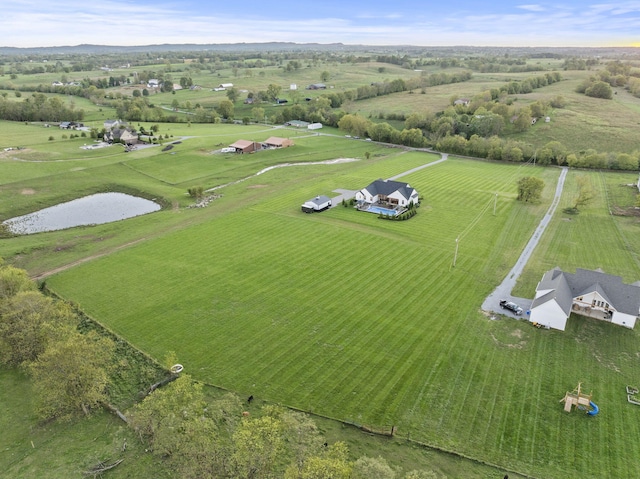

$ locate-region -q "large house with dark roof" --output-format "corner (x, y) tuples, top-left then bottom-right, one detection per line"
(355, 179), (419, 208)
(529, 268), (640, 331)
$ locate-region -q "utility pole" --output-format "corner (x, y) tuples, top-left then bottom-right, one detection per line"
(453, 237), (459, 268)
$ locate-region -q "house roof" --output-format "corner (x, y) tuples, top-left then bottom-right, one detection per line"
(306, 195), (331, 206)
(264, 137), (292, 146)
(230, 140), (257, 149)
(361, 179), (416, 201)
(531, 268), (573, 316)
(533, 267), (640, 316)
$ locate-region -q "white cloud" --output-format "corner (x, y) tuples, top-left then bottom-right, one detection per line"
(517, 4), (546, 12)
(1, 0), (637, 48)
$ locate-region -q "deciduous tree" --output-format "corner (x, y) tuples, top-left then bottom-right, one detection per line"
(0, 262), (36, 301)
(517, 177), (545, 203)
(29, 330), (114, 420)
(217, 99), (234, 119)
(0, 291), (76, 366)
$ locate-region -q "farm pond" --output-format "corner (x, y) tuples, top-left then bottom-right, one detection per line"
(3, 192), (161, 235)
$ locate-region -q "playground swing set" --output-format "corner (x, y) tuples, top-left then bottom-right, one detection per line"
(560, 382), (599, 416)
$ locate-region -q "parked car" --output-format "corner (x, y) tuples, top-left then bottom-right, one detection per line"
(499, 299), (523, 315)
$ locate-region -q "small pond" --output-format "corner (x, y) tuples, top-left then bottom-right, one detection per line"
(3, 192), (162, 235)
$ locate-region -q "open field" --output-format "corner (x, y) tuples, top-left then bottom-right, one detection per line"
(21, 142), (634, 478)
(2, 53), (640, 478)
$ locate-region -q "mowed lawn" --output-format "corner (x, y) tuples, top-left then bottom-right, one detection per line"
(44, 155), (640, 478)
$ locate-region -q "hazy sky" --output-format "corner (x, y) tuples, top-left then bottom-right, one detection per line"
(3, 0), (640, 48)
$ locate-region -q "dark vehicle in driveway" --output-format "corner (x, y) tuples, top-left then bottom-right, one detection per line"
(500, 299), (523, 315)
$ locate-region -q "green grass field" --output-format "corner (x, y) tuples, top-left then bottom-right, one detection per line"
(30, 147), (639, 478)
(3, 56), (640, 478)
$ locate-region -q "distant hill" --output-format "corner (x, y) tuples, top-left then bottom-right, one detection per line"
(0, 42), (352, 55)
(0, 42), (638, 57)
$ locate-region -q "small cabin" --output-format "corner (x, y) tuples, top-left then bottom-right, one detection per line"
(301, 195), (332, 213)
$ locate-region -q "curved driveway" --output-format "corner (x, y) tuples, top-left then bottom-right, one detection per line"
(482, 167), (568, 317)
(330, 153), (449, 205)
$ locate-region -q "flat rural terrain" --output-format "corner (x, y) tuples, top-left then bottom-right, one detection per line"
(2, 48), (640, 478)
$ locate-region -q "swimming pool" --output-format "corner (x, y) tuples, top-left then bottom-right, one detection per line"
(366, 205), (399, 216)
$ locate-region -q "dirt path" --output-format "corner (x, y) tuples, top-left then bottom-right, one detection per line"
(31, 238), (148, 281)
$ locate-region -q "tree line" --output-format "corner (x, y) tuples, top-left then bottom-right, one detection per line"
(0, 91), (85, 122)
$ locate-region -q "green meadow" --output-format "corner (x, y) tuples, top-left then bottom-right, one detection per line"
(2, 55), (640, 477)
(5, 131), (630, 477)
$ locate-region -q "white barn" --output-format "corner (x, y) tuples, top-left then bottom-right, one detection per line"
(529, 268), (640, 331)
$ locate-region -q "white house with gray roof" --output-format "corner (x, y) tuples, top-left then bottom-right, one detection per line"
(529, 268), (640, 331)
(355, 179), (419, 208)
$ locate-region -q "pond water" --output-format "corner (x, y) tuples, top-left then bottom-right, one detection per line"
(3, 192), (161, 235)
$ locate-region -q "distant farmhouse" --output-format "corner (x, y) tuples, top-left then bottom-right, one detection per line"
(104, 119), (121, 130)
(306, 83), (326, 90)
(104, 128), (138, 146)
(529, 268), (640, 331)
(356, 179), (419, 209)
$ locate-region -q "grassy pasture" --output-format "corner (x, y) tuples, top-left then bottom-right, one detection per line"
(45, 156), (613, 478)
(2, 121), (640, 477)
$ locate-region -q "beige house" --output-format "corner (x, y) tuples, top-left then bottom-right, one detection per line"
(104, 128), (138, 145)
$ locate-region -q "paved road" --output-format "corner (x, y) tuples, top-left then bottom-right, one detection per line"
(482, 167), (568, 318)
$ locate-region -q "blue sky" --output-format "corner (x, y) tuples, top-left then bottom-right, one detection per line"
(3, 0), (640, 48)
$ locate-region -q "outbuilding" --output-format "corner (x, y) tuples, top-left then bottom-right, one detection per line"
(229, 140), (261, 154)
(264, 137), (294, 148)
(301, 195), (332, 213)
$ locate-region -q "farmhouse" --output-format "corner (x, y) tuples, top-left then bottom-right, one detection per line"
(229, 140), (261, 154)
(104, 119), (121, 130)
(528, 267), (640, 331)
(104, 128), (138, 146)
(301, 195), (332, 213)
(355, 179), (419, 208)
(264, 137), (294, 148)
(306, 83), (326, 90)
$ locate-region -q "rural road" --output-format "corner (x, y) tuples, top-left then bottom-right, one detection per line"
(482, 166), (568, 317)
